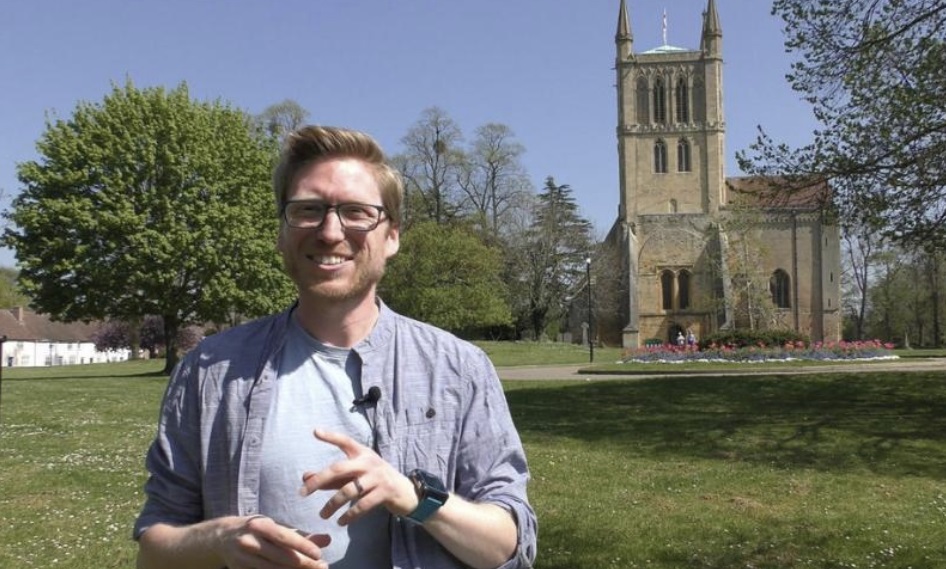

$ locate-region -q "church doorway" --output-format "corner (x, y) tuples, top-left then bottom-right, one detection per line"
(669, 323), (685, 346)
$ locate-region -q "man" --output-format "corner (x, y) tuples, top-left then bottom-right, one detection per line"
(134, 126), (537, 569)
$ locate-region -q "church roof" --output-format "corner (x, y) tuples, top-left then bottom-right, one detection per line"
(640, 44), (694, 54)
(726, 176), (832, 211)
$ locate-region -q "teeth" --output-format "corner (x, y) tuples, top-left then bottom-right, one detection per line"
(316, 255), (347, 265)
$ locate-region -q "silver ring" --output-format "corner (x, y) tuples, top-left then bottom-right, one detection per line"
(353, 478), (364, 495)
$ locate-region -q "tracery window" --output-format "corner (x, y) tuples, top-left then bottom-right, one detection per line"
(653, 77), (667, 123)
(637, 77), (650, 124)
(654, 139), (668, 173)
(661, 270), (674, 310)
(677, 138), (691, 172)
(678, 270), (691, 309)
(675, 78), (689, 123)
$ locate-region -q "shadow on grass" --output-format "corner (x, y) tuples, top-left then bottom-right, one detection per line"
(506, 371), (946, 479)
(2, 360), (168, 382)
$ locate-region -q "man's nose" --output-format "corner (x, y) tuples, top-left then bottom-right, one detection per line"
(315, 208), (346, 240)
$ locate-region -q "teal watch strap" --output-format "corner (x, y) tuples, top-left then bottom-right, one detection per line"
(407, 492), (447, 523)
(407, 469), (449, 523)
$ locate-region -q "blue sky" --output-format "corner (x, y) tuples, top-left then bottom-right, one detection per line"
(0, 0), (817, 268)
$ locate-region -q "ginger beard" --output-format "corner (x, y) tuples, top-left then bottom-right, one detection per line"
(279, 228), (393, 304)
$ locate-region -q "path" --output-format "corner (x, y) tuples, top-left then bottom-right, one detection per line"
(496, 357), (945, 381)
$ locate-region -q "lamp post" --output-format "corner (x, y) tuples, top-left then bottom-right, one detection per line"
(586, 257), (594, 363)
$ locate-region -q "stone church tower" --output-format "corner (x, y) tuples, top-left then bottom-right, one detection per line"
(604, 0), (842, 348)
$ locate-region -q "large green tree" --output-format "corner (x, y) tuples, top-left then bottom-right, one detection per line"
(738, 0), (946, 250)
(3, 81), (294, 372)
(380, 221), (512, 335)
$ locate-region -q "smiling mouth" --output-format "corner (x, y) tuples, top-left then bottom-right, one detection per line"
(306, 254), (349, 266)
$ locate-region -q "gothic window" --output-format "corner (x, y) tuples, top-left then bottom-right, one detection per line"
(675, 78), (689, 123)
(637, 77), (649, 124)
(677, 138), (691, 172)
(653, 77), (667, 123)
(654, 139), (668, 173)
(661, 270), (674, 310)
(771, 269), (791, 308)
(678, 270), (691, 309)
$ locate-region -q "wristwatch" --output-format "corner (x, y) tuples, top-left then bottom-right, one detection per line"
(407, 469), (449, 523)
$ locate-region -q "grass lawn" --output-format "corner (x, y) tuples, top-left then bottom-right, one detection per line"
(1, 353), (945, 568)
(476, 340), (624, 366)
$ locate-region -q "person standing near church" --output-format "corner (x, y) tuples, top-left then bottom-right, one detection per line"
(134, 125), (537, 569)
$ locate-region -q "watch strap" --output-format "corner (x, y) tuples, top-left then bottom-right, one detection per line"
(406, 469), (449, 523)
(407, 493), (446, 523)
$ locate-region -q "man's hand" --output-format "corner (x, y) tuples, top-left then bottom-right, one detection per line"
(137, 515), (331, 569)
(299, 429), (419, 525)
(218, 515), (331, 569)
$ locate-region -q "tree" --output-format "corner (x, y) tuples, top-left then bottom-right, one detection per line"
(455, 123), (533, 238)
(256, 99), (309, 140)
(393, 107), (464, 226)
(866, 248), (911, 345)
(0, 268), (28, 308)
(514, 177), (593, 340)
(3, 81), (294, 373)
(380, 221), (512, 336)
(713, 199), (777, 332)
(841, 224), (881, 340)
(92, 316), (202, 359)
(738, 0), (946, 251)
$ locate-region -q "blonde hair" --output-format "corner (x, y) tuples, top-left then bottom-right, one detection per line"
(272, 125), (403, 226)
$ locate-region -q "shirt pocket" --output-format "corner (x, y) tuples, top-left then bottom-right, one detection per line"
(396, 402), (459, 478)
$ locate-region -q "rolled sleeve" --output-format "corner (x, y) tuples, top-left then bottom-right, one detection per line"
(457, 350), (538, 568)
(133, 356), (205, 539)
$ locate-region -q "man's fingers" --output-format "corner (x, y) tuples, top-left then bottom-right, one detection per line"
(313, 428), (361, 455)
(238, 515), (328, 566)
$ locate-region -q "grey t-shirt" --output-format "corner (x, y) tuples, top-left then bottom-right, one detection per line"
(258, 315), (391, 568)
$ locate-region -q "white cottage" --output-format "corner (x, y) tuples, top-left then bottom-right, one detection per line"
(0, 307), (130, 367)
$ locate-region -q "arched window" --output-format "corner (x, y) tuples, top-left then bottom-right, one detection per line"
(661, 270), (674, 310)
(677, 138), (691, 172)
(654, 139), (668, 173)
(637, 77), (650, 124)
(653, 77), (667, 123)
(771, 269), (791, 308)
(675, 78), (689, 123)
(678, 270), (691, 309)
(669, 199), (678, 213)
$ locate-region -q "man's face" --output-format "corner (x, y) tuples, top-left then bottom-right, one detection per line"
(278, 157), (399, 305)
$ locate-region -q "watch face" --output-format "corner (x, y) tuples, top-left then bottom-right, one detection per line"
(412, 469), (444, 492)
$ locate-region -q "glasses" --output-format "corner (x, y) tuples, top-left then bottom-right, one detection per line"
(282, 200), (387, 232)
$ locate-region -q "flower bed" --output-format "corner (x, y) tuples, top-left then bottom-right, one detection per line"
(621, 339), (897, 364)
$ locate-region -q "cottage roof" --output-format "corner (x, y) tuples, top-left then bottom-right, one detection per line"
(0, 307), (100, 342)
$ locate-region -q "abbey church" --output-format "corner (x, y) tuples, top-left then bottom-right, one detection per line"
(602, 0), (842, 348)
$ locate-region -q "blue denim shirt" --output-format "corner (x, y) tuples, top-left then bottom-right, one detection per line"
(134, 301), (537, 569)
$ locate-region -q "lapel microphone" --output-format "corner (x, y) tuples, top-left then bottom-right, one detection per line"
(352, 385), (382, 406)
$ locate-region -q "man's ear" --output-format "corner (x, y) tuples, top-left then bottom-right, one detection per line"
(385, 225), (400, 259)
